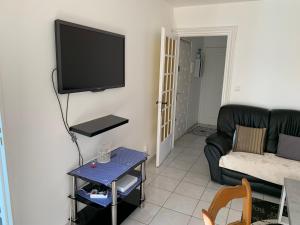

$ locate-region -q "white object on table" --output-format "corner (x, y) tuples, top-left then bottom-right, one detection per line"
(116, 174), (138, 193)
(90, 193), (108, 199)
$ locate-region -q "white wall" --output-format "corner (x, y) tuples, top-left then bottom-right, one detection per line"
(198, 36), (227, 125)
(0, 1), (172, 225)
(185, 36), (226, 127)
(174, 0), (300, 110)
(202, 36), (227, 49)
(186, 38), (202, 128)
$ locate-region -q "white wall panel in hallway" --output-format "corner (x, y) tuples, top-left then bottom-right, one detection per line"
(174, 39), (191, 140)
(186, 38), (202, 129)
(198, 47), (226, 125)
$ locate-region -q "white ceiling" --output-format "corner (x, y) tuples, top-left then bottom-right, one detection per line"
(166, 0), (259, 7)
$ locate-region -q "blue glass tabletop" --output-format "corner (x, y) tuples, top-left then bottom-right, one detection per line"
(68, 147), (147, 186)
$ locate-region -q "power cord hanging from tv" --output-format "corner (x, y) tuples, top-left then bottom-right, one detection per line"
(66, 93), (70, 128)
(51, 68), (84, 166)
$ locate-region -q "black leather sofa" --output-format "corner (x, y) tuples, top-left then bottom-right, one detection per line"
(204, 104), (300, 197)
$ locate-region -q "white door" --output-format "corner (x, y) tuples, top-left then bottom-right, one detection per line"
(174, 39), (191, 140)
(0, 115), (13, 225)
(156, 28), (178, 167)
(199, 47), (226, 125)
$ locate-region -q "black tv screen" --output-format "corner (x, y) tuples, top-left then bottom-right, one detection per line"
(55, 20), (125, 94)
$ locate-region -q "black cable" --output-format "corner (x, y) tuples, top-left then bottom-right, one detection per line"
(51, 68), (83, 165)
(51, 69), (70, 134)
(66, 93), (70, 128)
(51, 69), (83, 165)
(65, 93), (84, 166)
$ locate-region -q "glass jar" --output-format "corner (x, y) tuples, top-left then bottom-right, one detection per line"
(97, 143), (112, 163)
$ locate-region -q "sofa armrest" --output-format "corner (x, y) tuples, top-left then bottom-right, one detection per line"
(206, 132), (232, 155)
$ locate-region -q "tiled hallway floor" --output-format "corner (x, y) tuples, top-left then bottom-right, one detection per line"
(121, 133), (280, 225)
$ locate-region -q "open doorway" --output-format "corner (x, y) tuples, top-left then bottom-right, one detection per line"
(174, 36), (227, 140)
(155, 27), (235, 167)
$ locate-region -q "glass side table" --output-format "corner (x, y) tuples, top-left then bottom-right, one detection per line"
(68, 147), (147, 225)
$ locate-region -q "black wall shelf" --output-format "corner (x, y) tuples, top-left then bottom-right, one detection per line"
(69, 115), (129, 137)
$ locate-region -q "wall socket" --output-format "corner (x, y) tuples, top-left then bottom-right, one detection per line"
(143, 145), (148, 154)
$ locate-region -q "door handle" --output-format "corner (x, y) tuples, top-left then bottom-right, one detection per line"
(156, 100), (168, 105)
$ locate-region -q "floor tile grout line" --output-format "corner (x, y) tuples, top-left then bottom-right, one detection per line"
(145, 200), (202, 225)
(183, 150), (209, 217)
(223, 207), (230, 225)
(162, 166), (188, 200)
(146, 181), (179, 193)
(147, 179), (207, 202)
(147, 204), (196, 225)
(130, 217), (148, 225)
(166, 138), (208, 214)
(146, 206), (163, 225)
(148, 185), (205, 203)
(143, 202), (163, 225)
(144, 134), (218, 225)
(160, 141), (206, 221)
(186, 215), (193, 225)
(146, 133), (266, 224)
(159, 156), (193, 215)
(181, 178), (210, 189)
(161, 205), (200, 218)
(177, 137), (227, 219)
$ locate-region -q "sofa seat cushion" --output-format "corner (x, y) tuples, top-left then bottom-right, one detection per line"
(219, 151), (300, 185)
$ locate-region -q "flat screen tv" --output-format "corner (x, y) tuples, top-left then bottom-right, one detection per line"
(55, 20), (125, 94)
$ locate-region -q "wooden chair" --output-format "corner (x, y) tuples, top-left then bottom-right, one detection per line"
(202, 178), (252, 225)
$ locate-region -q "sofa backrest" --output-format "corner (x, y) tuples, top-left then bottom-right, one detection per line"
(266, 109), (300, 153)
(217, 104), (270, 139)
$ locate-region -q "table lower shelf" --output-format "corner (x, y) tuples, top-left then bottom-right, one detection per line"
(74, 189), (141, 225)
(74, 171), (142, 207)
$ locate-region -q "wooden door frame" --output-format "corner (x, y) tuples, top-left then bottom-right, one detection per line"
(171, 26), (237, 144)
(174, 26), (237, 106)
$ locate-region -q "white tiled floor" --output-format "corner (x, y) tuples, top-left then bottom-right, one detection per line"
(122, 133), (280, 225)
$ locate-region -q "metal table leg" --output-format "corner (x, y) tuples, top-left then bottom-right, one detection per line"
(140, 162), (146, 206)
(71, 177), (78, 223)
(278, 185), (287, 224)
(111, 181), (117, 225)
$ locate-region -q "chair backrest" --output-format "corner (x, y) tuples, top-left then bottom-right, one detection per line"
(202, 178), (252, 225)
